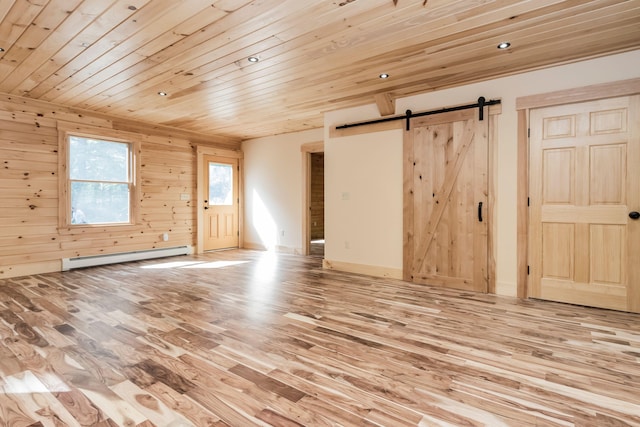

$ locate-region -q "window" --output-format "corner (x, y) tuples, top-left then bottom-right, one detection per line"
(208, 162), (233, 205)
(59, 125), (140, 228)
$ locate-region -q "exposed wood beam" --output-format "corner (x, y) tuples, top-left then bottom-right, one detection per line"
(374, 92), (396, 116)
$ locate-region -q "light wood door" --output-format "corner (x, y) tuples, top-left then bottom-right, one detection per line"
(203, 155), (239, 251)
(529, 95), (640, 313)
(404, 109), (488, 292)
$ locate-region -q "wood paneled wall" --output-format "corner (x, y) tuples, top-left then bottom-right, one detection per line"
(0, 94), (238, 278)
(310, 153), (324, 240)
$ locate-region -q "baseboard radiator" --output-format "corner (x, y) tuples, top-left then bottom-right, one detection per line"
(62, 246), (193, 271)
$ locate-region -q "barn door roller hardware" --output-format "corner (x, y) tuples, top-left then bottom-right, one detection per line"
(335, 97), (501, 131)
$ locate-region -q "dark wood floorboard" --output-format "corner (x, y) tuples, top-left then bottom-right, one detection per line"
(0, 249), (639, 426)
(309, 241), (324, 258)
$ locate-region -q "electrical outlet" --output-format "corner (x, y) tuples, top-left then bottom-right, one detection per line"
(180, 193), (190, 201)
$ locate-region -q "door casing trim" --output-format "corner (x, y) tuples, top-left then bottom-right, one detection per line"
(196, 146), (243, 254)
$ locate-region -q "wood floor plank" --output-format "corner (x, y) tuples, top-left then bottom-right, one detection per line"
(110, 380), (192, 427)
(0, 370), (82, 427)
(144, 381), (227, 426)
(0, 249), (639, 426)
(50, 387), (107, 426)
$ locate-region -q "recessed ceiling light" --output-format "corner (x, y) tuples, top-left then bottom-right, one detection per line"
(379, 73), (390, 79)
(81, 42), (90, 47)
(158, 91), (168, 96)
(248, 56), (259, 63)
(497, 42), (511, 49)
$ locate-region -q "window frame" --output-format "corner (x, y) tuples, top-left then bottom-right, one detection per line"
(58, 123), (141, 231)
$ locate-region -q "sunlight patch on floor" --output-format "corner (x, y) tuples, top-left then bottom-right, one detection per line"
(183, 260), (249, 269)
(2, 371), (70, 394)
(141, 260), (248, 269)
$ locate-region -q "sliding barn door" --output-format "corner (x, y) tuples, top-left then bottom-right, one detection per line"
(529, 95), (640, 313)
(404, 109), (489, 292)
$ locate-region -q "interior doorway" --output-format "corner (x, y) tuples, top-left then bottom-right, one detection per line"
(301, 141), (324, 257)
(309, 152), (325, 257)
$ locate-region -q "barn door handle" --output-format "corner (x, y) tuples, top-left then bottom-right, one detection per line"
(630, 211), (640, 220)
(478, 202), (483, 222)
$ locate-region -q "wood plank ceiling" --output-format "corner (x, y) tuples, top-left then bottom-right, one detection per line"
(0, 0), (638, 142)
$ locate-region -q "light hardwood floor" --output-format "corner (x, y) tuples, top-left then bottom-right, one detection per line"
(0, 250), (639, 426)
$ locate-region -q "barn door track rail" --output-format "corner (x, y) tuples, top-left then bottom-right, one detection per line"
(335, 97), (501, 131)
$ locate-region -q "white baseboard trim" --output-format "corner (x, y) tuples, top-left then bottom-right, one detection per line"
(495, 281), (518, 297)
(242, 242), (266, 251)
(243, 242), (302, 255)
(322, 259), (403, 280)
(62, 246), (193, 271)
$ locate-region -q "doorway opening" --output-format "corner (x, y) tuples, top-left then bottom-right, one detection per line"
(301, 141), (324, 257)
(309, 152), (325, 257)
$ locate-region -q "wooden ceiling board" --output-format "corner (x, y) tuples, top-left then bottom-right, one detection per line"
(126, 0), (616, 118)
(0, 0), (96, 91)
(25, 0), (156, 99)
(63, 3), (286, 112)
(0, 0), (79, 66)
(106, 0), (529, 121)
(361, 2), (640, 90)
(0, 0), (638, 141)
(77, 0), (383, 111)
(9, 0), (136, 96)
(3, 0), (540, 111)
(47, 0), (224, 105)
(0, 1), (15, 22)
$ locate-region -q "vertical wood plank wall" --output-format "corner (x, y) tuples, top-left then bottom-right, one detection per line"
(0, 95), (238, 278)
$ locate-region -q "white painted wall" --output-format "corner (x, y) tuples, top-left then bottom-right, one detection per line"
(324, 49), (640, 296)
(242, 50), (640, 296)
(325, 127), (404, 271)
(242, 128), (323, 253)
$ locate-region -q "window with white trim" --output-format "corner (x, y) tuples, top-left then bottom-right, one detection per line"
(62, 132), (138, 226)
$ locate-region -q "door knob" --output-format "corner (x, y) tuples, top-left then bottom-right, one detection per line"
(630, 211), (640, 220)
